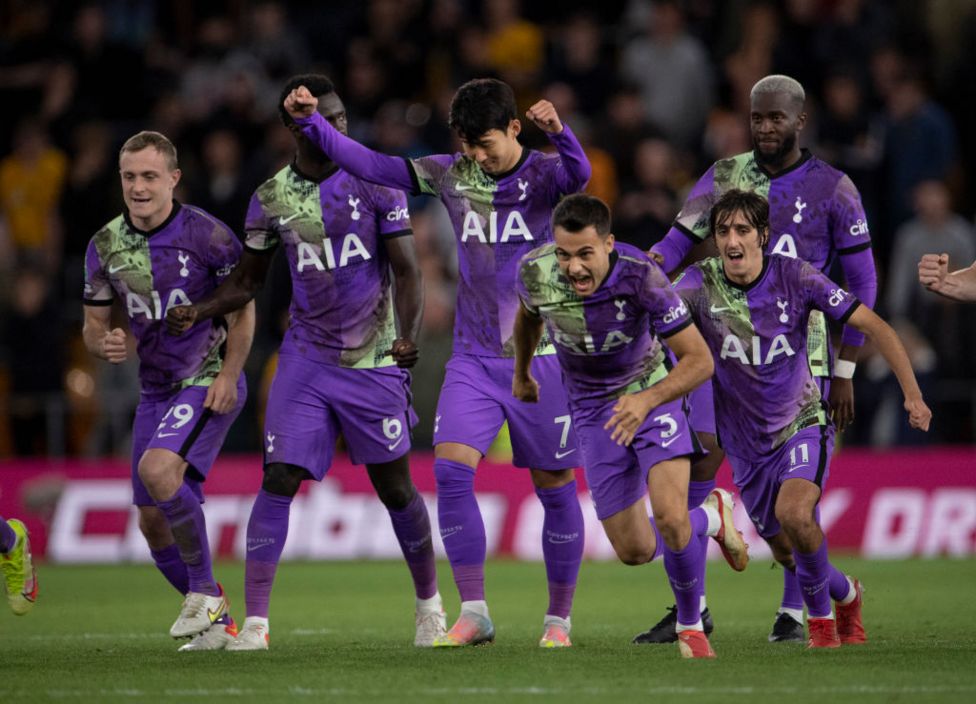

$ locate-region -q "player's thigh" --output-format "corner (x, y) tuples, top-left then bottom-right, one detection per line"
(333, 366), (417, 466)
(505, 354), (579, 470)
(264, 355), (340, 479)
(433, 354), (506, 458)
(170, 374), (247, 483)
(574, 406), (647, 522)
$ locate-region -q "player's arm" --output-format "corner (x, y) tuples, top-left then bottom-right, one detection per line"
(82, 304), (127, 363)
(385, 235), (424, 368)
(512, 302), (544, 403)
(918, 253), (976, 302)
(285, 86), (414, 192)
(165, 249), (272, 335)
(648, 166), (716, 273)
(205, 300), (255, 414)
(830, 247), (878, 432)
(844, 305), (931, 431)
(605, 324), (713, 446)
(526, 100), (591, 194)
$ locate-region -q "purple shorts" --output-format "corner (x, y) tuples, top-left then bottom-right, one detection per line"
(688, 379), (716, 437)
(574, 395), (700, 520)
(726, 424), (834, 539)
(433, 353), (578, 470)
(131, 374), (247, 507)
(263, 353), (417, 477)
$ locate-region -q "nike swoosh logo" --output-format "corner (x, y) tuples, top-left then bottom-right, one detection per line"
(710, 305), (730, 314)
(278, 213), (300, 226)
(247, 543), (272, 552)
(108, 264), (127, 274)
(787, 465), (810, 473)
(554, 448), (576, 459)
(454, 183), (473, 192)
(661, 435), (682, 448)
(157, 432), (179, 438)
(207, 607), (223, 624)
(387, 436), (404, 451)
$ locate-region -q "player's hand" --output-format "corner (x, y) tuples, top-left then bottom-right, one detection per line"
(918, 253), (949, 293)
(828, 377), (855, 433)
(512, 373), (540, 403)
(284, 85), (318, 120)
(648, 250), (665, 267)
(165, 304), (198, 336)
(904, 395), (932, 432)
(101, 327), (128, 363)
(604, 393), (653, 446)
(205, 372), (238, 415)
(526, 100), (563, 134)
(390, 338), (420, 368)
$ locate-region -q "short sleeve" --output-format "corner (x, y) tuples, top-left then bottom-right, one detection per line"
(671, 163), (719, 243)
(82, 238), (113, 305)
(516, 255), (544, 316)
(206, 219), (243, 284)
(830, 174), (872, 256)
(243, 191), (279, 252)
(799, 259), (860, 323)
(638, 259), (693, 337)
(370, 185), (412, 237)
(671, 265), (705, 316)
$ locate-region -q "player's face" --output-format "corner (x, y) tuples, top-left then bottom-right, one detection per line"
(460, 121), (522, 175)
(714, 209), (766, 284)
(554, 225), (615, 297)
(317, 91), (348, 136)
(119, 147), (181, 230)
(750, 92), (806, 166)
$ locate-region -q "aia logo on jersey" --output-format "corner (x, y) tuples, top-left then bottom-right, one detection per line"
(461, 210), (534, 244)
(127, 289), (191, 320)
(296, 233), (371, 272)
(553, 329), (633, 354)
(720, 333), (796, 366)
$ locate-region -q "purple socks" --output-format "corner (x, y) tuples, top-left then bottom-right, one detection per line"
(434, 459), (486, 602)
(793, 538), (834, 618)
(156, 483), (219, 596)
(0, 517), (16, 553)
(243, 489), (292, 618)
(387, 492), (439, 600)
(781, 566), (804, 611)
(535, 480), (584, 619)
(663, 536), (705, 627)
(150, 543), (189, 595)
(687, 480), (714, 606)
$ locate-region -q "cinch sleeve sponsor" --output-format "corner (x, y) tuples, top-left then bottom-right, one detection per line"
(373, 185), (412, 237)
(800, 259), (860, 323)
(641, 261), (692, 337)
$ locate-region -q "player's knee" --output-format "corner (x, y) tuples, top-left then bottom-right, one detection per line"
(653, 510), (689, 548)
(775, 503), (815, 535)
(434, 460), (475, 498)
(374, 480), (415, 511)
(262, 463), (308, 497)
(615, 543), (653, 566)
(137, 456), (167, 494)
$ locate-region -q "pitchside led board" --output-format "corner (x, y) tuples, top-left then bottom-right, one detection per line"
(1, 450), (974, 563)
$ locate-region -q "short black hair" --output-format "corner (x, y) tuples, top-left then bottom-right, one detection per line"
(710, 189), (770, 245)
(552, 194), (612, 237)
(448, 78), (517, 143)
(278, 73), (336, 127)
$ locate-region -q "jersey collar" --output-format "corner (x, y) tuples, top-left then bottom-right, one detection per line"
(722, 254), (770, 292)
(289, 159), (340, 184)
(488, 147), (530, 182)
(124, 200), (182, 237)
(753, 148), (812, 180)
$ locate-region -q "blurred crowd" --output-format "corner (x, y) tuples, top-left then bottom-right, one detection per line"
(1, 0), (975, 457)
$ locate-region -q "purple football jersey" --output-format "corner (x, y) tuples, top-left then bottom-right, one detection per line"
(83, 203), (242, 399)
(673, 254), (861, 460)
(244, 164), (411, 368)
(517, 241), (693, 407)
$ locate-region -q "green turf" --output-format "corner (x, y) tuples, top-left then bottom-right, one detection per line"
(2, 558), (975, 703)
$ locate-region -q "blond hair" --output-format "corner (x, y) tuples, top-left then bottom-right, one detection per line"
(119, 131), (179, 171)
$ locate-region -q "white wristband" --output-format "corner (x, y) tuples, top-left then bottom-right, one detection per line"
(834, 360), (856, 379)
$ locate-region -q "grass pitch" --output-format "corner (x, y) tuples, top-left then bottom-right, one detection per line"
(2, 558), (974, 703)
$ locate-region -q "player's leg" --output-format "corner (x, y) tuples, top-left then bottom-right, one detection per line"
(508, 354), (585, 647)
(430, 355), (505, 646)
(366, 456), (444, 646)
(763, 530), (806, 643)
(0, 515), (37, 615)
(139, 378), (247, 645)
(230, 354), (334, 651)
(636, 383), (720, 644)
(773, 427), (848, 648)
(132, 398), (188, 595)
